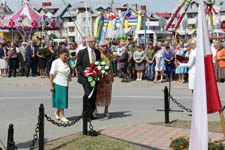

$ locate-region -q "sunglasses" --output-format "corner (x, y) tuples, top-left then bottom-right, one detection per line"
(102, 45), (107, 48)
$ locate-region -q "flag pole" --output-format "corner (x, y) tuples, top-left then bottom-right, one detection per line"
(218, 111), (225, 137)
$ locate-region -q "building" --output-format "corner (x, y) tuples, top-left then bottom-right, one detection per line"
(60, 2), (97, 42)
(169, 0), (225, 37)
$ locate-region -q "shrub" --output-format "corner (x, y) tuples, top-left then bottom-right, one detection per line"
(169, 136), (225, 150)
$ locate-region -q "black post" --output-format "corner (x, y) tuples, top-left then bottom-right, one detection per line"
(83, 98), (88, 135)
(164, 86), (170, 124)
(7, 124), (14, 150)
(39, 104), (44, 150)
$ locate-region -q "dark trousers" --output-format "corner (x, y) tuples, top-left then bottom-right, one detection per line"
(82, 82), (97, 118)
(26, 58), (35, 77)
(120, 67), (128, 79)
(46, 61), (52, 77)
(20, 60), (26, 76)
(8, 58), (17, 77)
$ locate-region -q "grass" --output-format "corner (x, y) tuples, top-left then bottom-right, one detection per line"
(151, 120), (223, 132)
(43, 133), (150, 150)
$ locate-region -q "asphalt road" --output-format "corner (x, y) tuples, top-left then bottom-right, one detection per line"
(0, 76), (225, 149)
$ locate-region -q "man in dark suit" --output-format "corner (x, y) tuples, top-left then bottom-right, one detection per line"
(119, 46), (129, 82)
(26, 41), (37, 77)
(76, 36), (100, 134)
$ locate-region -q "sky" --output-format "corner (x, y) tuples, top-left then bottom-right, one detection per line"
(5, 0), (178, 13)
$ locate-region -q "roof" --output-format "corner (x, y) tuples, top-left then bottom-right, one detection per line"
(61, 9), (77, 18)
(155, 12), (171, 18)
(9, 4), (40, 21)
(187, 0), (225, 13)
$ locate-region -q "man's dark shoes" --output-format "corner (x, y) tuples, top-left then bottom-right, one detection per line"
(90, 115), (97, 120)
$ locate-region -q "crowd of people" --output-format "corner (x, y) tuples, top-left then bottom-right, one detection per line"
(0, 38), (225, 84)
(1, 37), (225, 122)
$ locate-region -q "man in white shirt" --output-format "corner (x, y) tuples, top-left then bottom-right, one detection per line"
(212, 41), (218, 64)
(18, 42), (27, 76)
(76, 36), (101, 135)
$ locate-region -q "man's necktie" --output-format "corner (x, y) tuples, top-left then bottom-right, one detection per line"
(91, 50), (96, 63)
(32, 46), (34, 55)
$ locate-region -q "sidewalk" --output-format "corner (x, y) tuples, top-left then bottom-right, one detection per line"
(100, 124), (224, 150)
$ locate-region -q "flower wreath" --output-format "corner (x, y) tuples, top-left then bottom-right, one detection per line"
(84, 57), (110, 87)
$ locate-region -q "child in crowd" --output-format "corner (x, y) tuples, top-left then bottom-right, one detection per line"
(154, 46), (165, 82)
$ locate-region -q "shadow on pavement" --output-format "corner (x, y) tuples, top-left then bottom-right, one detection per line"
(16, 138), (48, 149)
(67, 115), (82, 121)
(67, 111), (131, 121)
(98, 111), (132, 120)
(105, 135), (162, 150)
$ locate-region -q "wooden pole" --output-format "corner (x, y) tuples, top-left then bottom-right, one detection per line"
(219, 110), (225, 137)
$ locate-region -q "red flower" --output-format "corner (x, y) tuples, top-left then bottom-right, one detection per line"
(97, 71), (102, 76)
(179, 146), (183, 149)
(92, 72), (96, 77)
(89, 69), (94, 73)
(90, 63), (95, 67)
(94, 67), (99, 71)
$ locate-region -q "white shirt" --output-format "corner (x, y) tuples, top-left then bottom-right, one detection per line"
(18, 46), (26, 60)
(50, 58), (71, 87)
(180, 48), (196, 74)
(211, 44), (217, 63)
(10, 47), (19, 58)
(88, 46), (96, 64)
(117, 48), (123, 56)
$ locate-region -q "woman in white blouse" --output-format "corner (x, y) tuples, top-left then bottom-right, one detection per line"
(178, 39), (196, 93)
(50, 49), (71, 123)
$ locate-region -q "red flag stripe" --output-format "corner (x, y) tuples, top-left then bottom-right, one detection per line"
(204, 54), (222, 113)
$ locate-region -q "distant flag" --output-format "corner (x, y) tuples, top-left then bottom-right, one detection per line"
(189, 0), (222, 149)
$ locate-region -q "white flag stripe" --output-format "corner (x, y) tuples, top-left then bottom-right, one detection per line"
(201, 7), (211, 56)
(189, 1), (208, 150)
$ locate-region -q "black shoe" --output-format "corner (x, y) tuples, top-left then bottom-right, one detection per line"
(122, 78), (129, 82)
(90, 115), (97, 120)
(8, 75), (11, 78)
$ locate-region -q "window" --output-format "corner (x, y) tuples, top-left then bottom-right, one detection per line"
(83, 17), (86, 22)
(187, 13), (197, 18)
(69, 27), (75, 32)
(221, 11), (225, 16)
(63, 18), (69, 22)
(82, 27), (86, 32)
(63, 28), (67, 33)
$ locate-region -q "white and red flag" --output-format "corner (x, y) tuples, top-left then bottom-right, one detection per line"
(189, 0), (222, 150)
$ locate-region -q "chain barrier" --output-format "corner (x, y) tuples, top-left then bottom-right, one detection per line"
(6, 115), (40, 150)
(87, 119), (99, 136)
(0, 138), (6, 150)
(169, 94), (225, 113)
(44, 114), (82, 128)
(8, 140), (17, 150)
(169, 94), (192, 113)
(28, 115), (40, 150)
